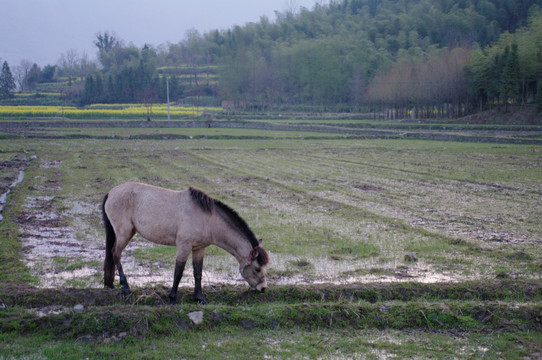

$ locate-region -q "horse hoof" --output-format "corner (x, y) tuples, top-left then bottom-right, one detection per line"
(170, 298), (177, 305)
(195, 298), (208, 305)
(121, 287), (131, 295)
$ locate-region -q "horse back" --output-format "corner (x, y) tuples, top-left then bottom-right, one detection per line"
(105, 182), (210, 246)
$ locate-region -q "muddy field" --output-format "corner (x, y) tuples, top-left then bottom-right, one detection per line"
(0, 121), (541, 359)
(4, 138), (540, 288)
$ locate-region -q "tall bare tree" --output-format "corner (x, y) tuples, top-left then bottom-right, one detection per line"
(15, 59), (33, 91)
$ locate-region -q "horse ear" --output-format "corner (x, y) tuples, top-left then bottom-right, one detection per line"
(259, 238), (263, 244)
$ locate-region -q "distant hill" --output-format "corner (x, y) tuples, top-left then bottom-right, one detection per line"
(10, 0), (542, 118)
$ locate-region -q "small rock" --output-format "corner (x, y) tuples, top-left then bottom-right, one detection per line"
(404, 252), (418, 262)
(77, 335), (94, 343)
(188, 311), (204, 325)
(240, 319), (258, 329)
(211, 309), (222, 320)
(73, 304), (84, 313)
(379, 304), (391, 313)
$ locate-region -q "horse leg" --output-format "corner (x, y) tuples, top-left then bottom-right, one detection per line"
(192, 248), (207, 305)
(169, 247), (190, 305)
(113, 228), (135, 296)
(114, 256), (130, 295)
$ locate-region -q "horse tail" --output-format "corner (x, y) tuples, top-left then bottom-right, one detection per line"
(102, 193), (116, 288)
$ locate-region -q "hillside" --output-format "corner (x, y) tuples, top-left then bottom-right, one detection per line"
(4, 0), (542, 118)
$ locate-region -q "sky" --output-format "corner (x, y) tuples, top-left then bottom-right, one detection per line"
(0, 0), (318, 68)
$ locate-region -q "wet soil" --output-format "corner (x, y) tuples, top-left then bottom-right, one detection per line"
(13, 177), (465, 289)
(0, 154), (31, 219)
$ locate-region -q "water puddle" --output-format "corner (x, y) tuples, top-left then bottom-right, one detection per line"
(0, 170), (25, 221)
(18, 196), (467, 289)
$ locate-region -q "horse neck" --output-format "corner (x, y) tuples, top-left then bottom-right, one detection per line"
(212, 220), (253, 265)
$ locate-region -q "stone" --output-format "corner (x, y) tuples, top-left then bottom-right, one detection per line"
(77, 335), (94, 343)
(73, 304), (84, 313)
(187, 311), (204, 325)
(404, 252), (418, 262)
(211, 309), (222, 320)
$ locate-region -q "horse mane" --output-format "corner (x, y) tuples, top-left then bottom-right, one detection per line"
(189, 187), (269, 266)
(189, 187), (214, 213)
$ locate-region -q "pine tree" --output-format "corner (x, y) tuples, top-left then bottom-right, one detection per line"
(0, 61), (16, 99)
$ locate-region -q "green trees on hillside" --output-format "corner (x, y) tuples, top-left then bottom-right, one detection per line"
(75, 0), (542, 116)
(201, 0), (542, 113)
(81, 41), (184, 106)
(466, 11), (542, 112)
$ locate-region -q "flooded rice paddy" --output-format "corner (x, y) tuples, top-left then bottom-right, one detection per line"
(1, 133), (540, 290)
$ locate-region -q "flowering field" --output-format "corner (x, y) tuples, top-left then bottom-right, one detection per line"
(0, 104), (222, 119)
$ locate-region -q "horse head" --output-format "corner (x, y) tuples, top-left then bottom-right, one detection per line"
(241, 245), (269, 292)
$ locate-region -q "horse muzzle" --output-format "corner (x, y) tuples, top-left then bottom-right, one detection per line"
(254, 280), (267, 293)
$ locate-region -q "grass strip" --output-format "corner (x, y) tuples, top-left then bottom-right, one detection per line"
(2, 280), (541, 308)
(1, 301), (541, 338)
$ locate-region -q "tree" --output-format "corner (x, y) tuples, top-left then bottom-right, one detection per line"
(95, 31), (120, 52)
(15, 59), (33, 91)
(25, 64), (41, 90)
(501, 43), (521, 109)
(57, 49), (80, 79)
(0, 61), (16, 98)
(94, 31), (123, 72)
(40, 65), (57, 82)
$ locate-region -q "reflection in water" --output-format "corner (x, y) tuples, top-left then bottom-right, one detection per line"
(0, 170), (24, 221)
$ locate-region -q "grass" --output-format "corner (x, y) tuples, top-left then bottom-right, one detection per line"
(0, 119), (540, 358)
(0, 220), (35, 285)
(1, 283), (541, 359)
(4, 328), (538, 359)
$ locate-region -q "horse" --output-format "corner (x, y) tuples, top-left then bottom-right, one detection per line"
(102, 182), (269, 304)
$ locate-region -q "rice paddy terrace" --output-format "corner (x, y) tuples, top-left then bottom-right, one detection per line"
(0, 114), (541, 359)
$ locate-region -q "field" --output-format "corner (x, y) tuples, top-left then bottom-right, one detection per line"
(0, 104), (221, 119)
(0, 117), (541, 359)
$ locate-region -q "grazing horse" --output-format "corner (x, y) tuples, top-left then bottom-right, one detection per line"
(102, 182), (269, 304)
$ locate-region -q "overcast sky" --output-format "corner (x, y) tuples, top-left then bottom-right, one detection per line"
(1, 0), (318, 68)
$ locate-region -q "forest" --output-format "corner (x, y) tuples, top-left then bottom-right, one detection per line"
(4, 0), (542, 117)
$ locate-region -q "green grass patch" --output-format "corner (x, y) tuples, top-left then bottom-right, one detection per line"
(133, 245), (177, 264)
(0, 220), (35, 286)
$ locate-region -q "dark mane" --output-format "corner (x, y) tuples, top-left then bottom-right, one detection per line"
(214, 200), (260, 249)
(189, 187), (214, 213)
(189, 187), (259, 249)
